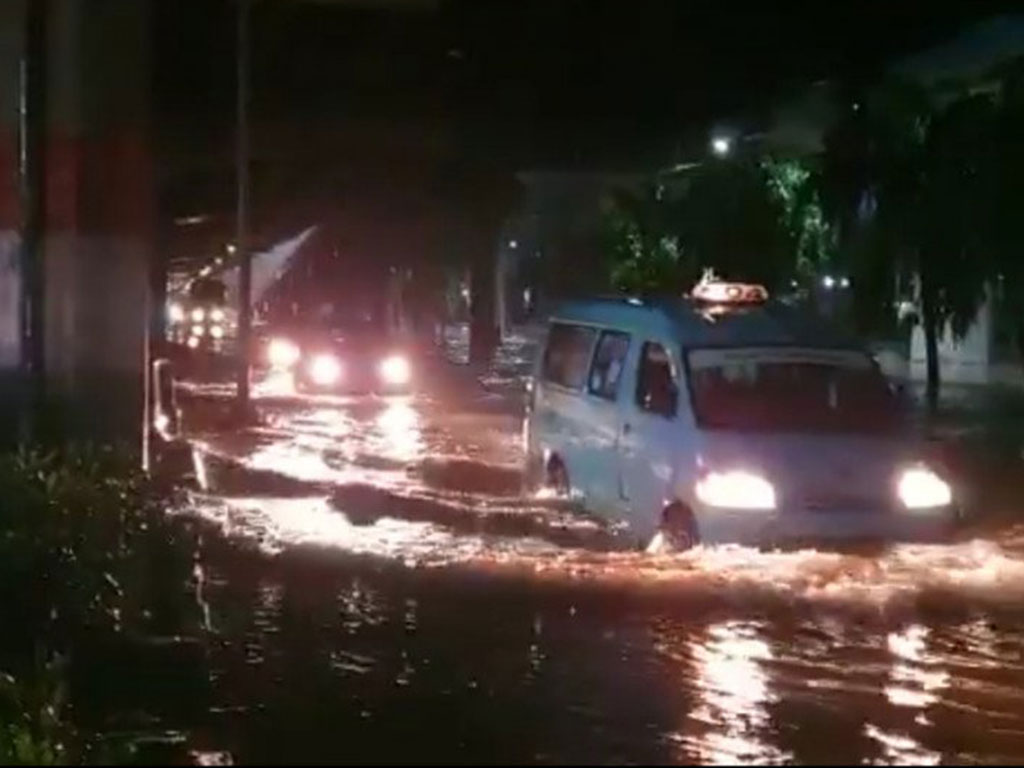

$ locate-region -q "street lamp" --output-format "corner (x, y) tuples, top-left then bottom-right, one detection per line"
(711, 136), (731, 157)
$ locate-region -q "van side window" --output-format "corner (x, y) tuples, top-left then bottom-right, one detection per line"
(636, 342), (678, 417)
(542, 323), (597, 390)
(587, 331), (630, 400)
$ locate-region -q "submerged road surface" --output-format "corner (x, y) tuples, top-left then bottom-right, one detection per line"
(176, 337), (1024, 765)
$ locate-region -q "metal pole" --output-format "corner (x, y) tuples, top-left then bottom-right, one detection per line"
(235, 0), (252, 413)
(19, 0), (47, 436)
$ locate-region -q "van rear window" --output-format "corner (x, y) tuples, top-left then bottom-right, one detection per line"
(542, 323), (596, 390)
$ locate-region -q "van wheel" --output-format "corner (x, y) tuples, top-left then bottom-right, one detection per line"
(546, 458), (570, 498)
(648, 504), (698, 553)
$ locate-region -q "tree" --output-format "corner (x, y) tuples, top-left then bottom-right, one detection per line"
(439, 160), (523, 365)
(763, 157), (835, 282)
(675, 158), (798, 289)
(601, 158), (818, 298)
(599, 186), (694, 295)
(990, 57), (1024, 369)
(818, 94), (897, 336)
(820, 78), (996, 410)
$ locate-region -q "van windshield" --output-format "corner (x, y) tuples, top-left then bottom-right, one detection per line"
(687, 347), (903, 433)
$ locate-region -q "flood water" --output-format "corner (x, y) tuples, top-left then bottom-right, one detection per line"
(176, 343), (1024, 764)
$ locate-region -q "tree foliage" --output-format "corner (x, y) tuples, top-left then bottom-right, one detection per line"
(762, 157), (834, 280)
(601, 157), (831, 297)
(990, 57), (1024, 362)
(600, 186), (691, 295)
(819, 76), (1001, 407)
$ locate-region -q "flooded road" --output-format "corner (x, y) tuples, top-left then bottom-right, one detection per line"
(177, 348), (1024, 764)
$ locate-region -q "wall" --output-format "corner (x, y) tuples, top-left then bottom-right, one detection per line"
(0, 0), (154, 445)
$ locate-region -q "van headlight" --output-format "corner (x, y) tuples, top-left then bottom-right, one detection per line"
(379, 354), (411, 385)
(696, 470), (777, 510)
(210, 307), (225, 322)
(897, 467), (952, 509)
(309, 354), (342, 386)
(267, 337), (301, 369)
(190, 307), (205, 323)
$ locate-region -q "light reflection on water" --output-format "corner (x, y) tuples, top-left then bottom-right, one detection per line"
(197, 538), (1024, 764)
(183, 380), (1024, 763)
(186, 390), (1024, 618)
(373, 398), (424, 463)
(675, 621), (790, 765)
(862, 625), (946, 765)
(189, 485), (1024, 613)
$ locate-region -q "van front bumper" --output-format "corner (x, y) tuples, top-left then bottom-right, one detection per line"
(694, 504), (959, 548)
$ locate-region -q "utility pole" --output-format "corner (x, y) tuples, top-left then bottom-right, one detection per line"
(235, 0), (252, 415)
(19, 0), (47, 437)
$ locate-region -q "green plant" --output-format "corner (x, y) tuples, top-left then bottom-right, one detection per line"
(0, 445), (198, 647)
(0, 661), (73, 765)
(0, 444), (201, 764)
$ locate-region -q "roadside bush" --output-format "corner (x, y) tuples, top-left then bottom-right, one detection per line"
(0, 445), (202, 764)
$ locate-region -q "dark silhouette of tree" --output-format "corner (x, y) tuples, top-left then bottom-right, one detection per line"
(820, 77), (996, 410)
(990, 57), (1024, 370)
(601, 157), (824, 297)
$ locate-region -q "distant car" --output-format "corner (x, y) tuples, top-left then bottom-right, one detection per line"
(258, 307), (414, 394)
(524, 276), (959, 551)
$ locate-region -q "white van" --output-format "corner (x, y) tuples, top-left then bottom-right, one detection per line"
(523, 280), (958, 550)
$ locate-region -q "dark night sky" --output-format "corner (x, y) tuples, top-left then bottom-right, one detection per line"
(153, 0), (1012, 229)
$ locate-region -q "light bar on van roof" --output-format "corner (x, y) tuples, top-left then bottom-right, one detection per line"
(691, 280), (769, 304)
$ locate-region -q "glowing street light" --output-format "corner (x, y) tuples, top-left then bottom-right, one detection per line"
(711, 136), (731, 157)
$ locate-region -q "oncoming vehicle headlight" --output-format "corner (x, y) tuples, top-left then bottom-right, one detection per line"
(209, 324), (225, 339)
(210, 307), (225, 323)
(168, 303), (185, 323)
(897, 467), (952, 509)
(696, 470), (777, 510)
(267, 337), (300, 369)
(379, 354), (411, 385)
(190, 307), (205, 323)
(309, 354), (342, 386)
